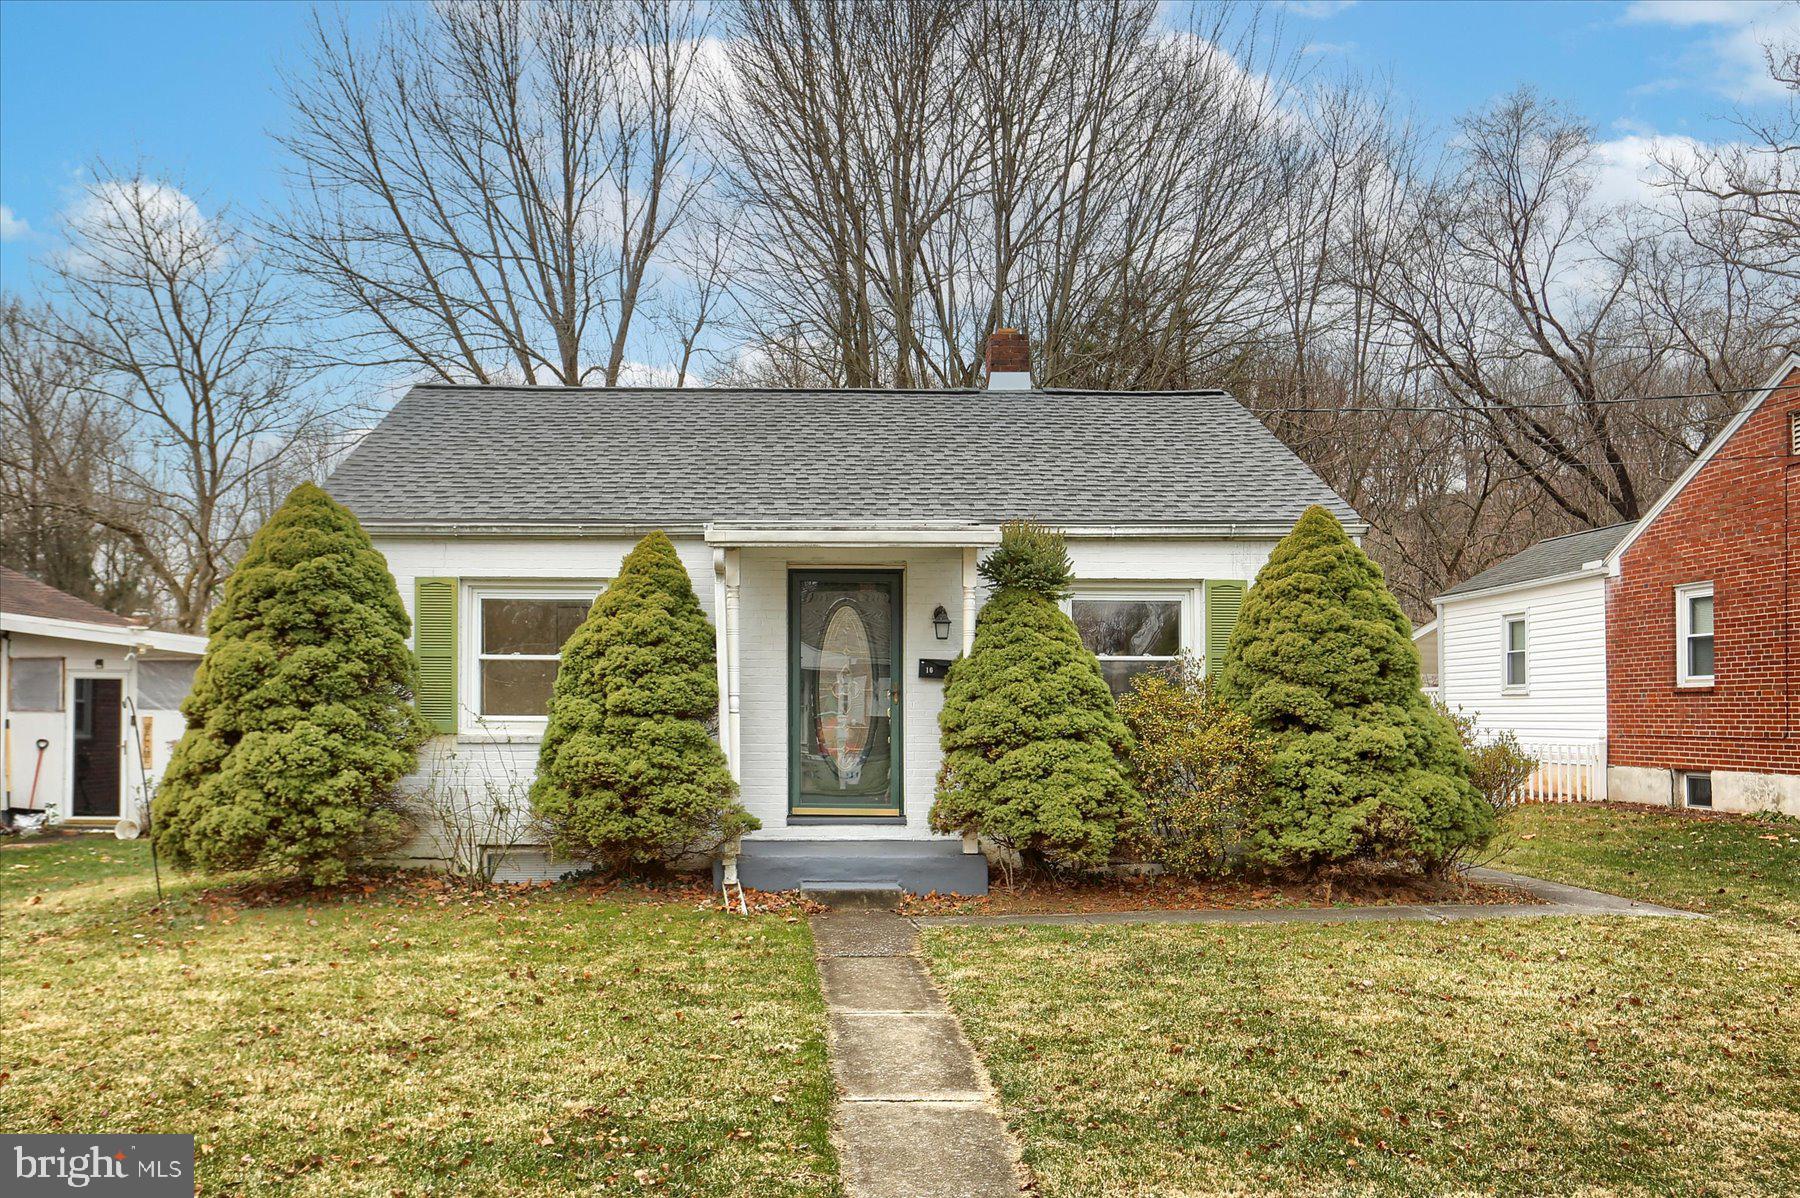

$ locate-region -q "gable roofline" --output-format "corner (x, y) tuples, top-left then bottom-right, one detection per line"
(1435, 520), (1636, 604)
(1435, 564), (1610, 606)
(1604, 354), (1800, 574)
(359, 517), (1370, 540)
(328, 383), (1361, 533)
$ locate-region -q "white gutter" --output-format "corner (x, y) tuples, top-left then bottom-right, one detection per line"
(1432, 565), (1609, 608)
(703, 523), (1002, 549)
(0, 613), (205, 655)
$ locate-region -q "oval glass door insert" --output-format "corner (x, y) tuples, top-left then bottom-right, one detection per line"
(817, 601), (876, 785)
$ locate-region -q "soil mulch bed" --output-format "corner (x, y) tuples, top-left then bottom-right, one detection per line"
(899, 870), (1537, 917)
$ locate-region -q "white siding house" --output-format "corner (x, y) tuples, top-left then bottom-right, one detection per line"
(1, 567), (205, 828)
(1432, 524), (1633, 801)
(326, 331), (1362, 893)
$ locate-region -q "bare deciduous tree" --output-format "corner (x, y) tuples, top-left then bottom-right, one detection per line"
(36, 168), (325, 632)
(0, 298), (147, 610)
(274, 0), (713, 385)
(713, 0), (1298, 389)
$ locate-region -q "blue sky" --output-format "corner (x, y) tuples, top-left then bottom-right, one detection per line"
(2, 0), (1794, 308)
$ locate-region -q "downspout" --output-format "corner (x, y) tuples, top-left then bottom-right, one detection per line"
(2, 631), (11, 808)
(961, 547), (978, 655)
(1433, 599), (1446, 701)
(711, 550), (732, 770)
(723, 549), (743, 787)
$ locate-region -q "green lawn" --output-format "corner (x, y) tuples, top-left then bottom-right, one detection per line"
(923, 805), (1800, 1197)
(1492, 802), (1800, 927)
(0, 839), (841, 1198)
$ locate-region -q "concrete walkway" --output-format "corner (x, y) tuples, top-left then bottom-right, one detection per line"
(812, 910), (1023, 1198)
(911, 867), (1700, 928)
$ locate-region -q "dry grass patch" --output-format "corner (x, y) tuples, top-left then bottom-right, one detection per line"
(925, 916), (1799, 1198)
(0, 839), (841, 1197)
(1492, 802), (1800, 928)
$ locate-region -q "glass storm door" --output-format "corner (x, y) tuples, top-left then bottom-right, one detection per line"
(789, 571), (903, 817)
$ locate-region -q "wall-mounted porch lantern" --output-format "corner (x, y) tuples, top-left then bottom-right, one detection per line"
(932, 605), (952, 640)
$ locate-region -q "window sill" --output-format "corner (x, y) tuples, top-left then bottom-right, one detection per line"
(1501, 687), (1529, 697)
(454, 730), (545, 745)
(1674, 680), (1714, 692)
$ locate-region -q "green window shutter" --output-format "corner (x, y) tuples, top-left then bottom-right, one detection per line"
(413, 578), (458, 733)
(1204, 580), (1246, 676)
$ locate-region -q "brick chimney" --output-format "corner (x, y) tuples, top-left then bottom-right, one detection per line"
(985, 327), (1033, 390)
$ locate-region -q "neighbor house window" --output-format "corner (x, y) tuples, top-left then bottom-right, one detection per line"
(1502, 615), (1528, 690)
(1068, 590), (1190, 696)
(1682, 772), (1713, 809)
(6, 658), (63, 711)
(1790, 411), (1800, 456)
(474, 589), (597, 719)
(1676, 583), (1714, 686)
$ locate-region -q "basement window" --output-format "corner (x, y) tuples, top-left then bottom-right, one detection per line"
(1682, 772), (1713, 809)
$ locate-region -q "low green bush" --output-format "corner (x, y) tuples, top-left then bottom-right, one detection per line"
(1435, 700), (1538, 820)
(1117, 661), (1272, 878)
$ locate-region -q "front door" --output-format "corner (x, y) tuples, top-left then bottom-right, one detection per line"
(71, 677), (123, 818)
(789, 571), (903, 817)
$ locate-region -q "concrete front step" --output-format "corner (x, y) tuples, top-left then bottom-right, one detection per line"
(718, 838), (988, 896)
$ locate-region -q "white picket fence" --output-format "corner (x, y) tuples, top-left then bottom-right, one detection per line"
(1509, 739), (1607, 803)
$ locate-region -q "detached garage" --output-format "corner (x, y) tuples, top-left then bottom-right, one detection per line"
(1, 566), (204, 829)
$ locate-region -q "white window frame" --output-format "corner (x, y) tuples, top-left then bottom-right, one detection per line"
(462, 582), (603, 735)
(1675, 582), (1715, 688)
(1681, 771), (1713, 809)
(1063, 585), (1198, 691)
(1501, 613), (1529, 693)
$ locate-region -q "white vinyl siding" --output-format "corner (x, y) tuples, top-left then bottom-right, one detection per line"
(1437, 573), (1607, 746)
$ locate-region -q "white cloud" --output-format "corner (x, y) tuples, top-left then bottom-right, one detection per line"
(0, 204), (28, 241)
(1623, 0), (1799, 102)
(1590, 133), (1704, 211)
(60, 179), (226, 273)
(1275, 0), (1358, 16)
(613, 360), (686, 387)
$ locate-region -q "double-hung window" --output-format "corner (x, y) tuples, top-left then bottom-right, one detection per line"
(1676, 583), (1714, 686)
(1067, 590), (1191, 696)
(471, 587), (598, 722)
(1502, 615), (1528, 691)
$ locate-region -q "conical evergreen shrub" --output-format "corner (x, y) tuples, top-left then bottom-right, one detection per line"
(1214, 506), (1495, 873)
(930, 523), (1139, 871)
(152, 483), (429, 885)
(530, 531), (757, 869)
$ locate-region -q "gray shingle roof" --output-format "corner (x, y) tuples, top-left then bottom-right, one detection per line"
(1439, 522), (1636, 599)
(325, 385), (1360, 531)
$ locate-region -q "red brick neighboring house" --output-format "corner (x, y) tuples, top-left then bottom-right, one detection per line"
(1602, 356), (1800, 814)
